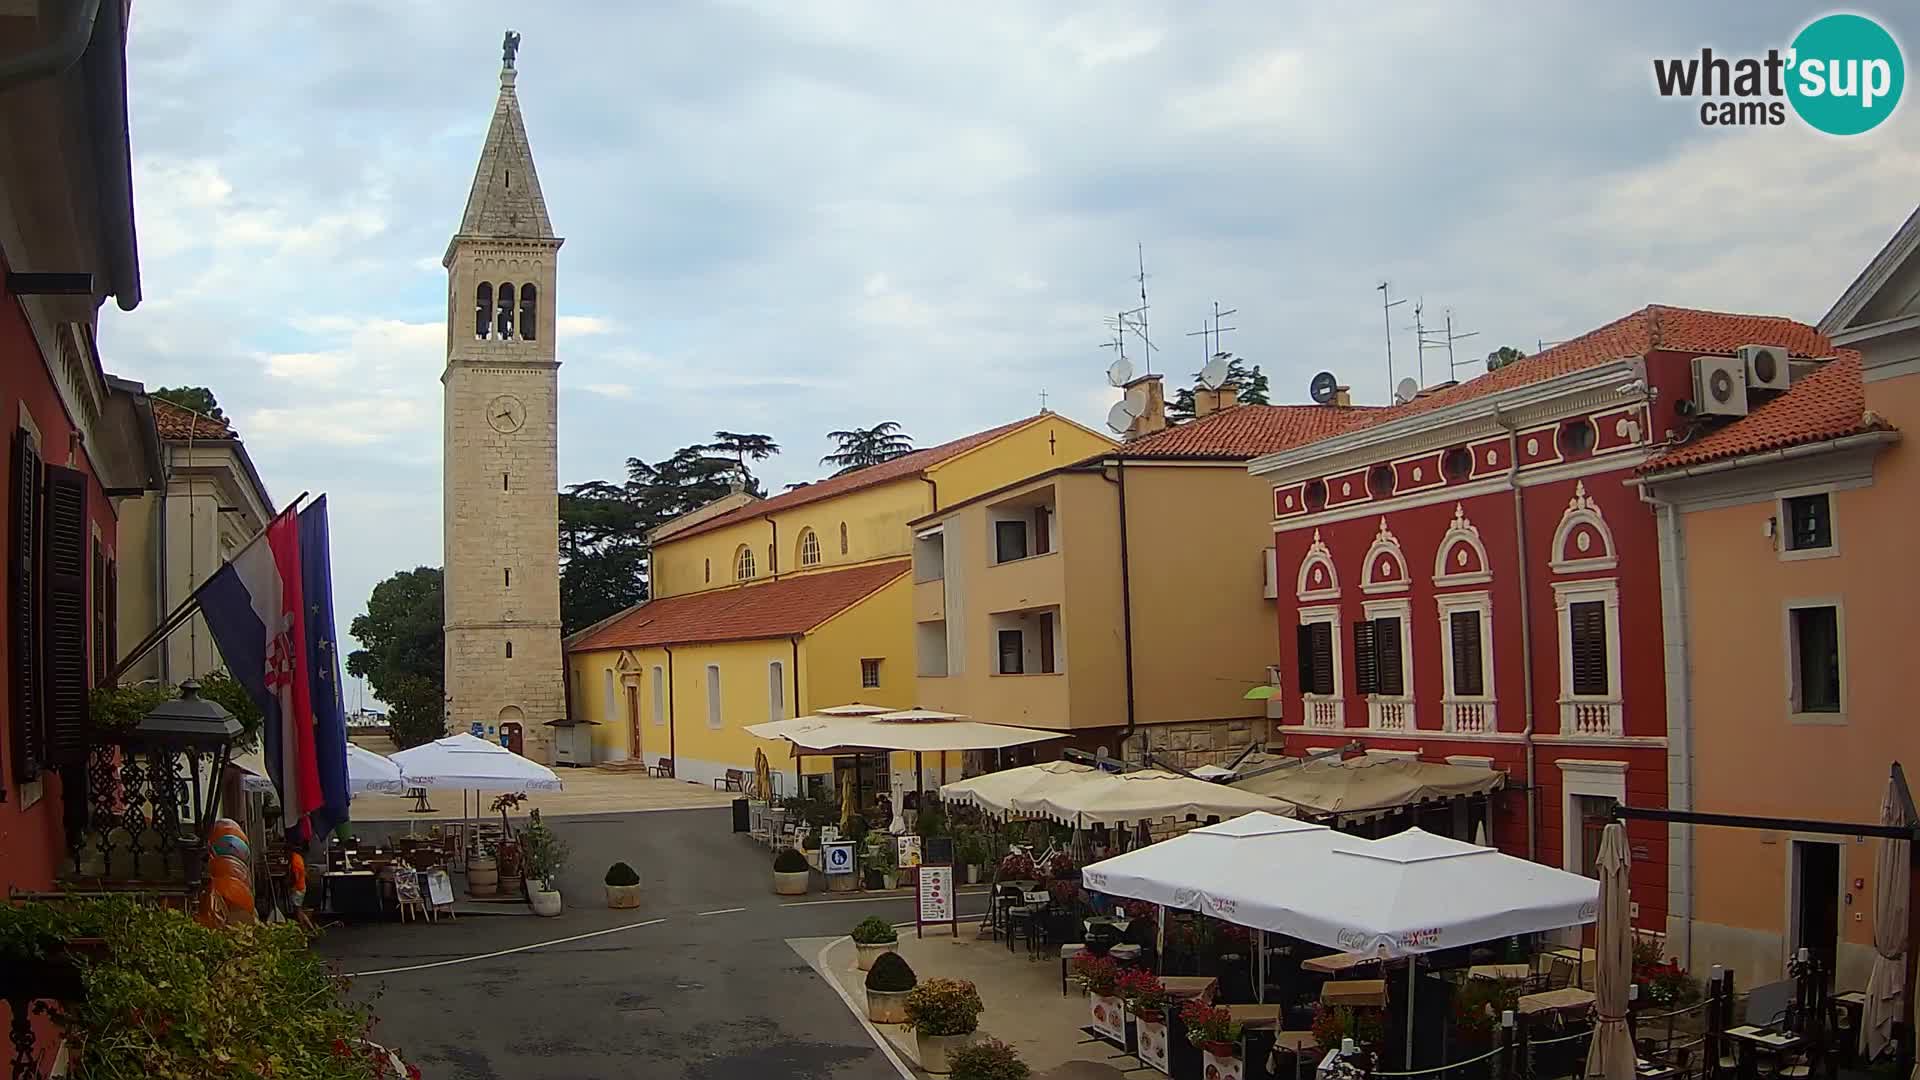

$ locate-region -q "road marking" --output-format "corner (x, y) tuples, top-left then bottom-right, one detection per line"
(809, 936), (916, 1080)
(344, 917), (667, 977)
(697, 907), (746, 916)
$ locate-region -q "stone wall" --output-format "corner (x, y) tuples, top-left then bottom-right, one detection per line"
(1130, 717), (1270, 770)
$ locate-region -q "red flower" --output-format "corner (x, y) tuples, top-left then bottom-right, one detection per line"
(406, 1065), (422, 1080)
(332, 1038), (350, 1058)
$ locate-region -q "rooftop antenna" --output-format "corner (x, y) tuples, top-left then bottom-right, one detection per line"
(1185, 301), (1238, 366)
(1377, 282), (1407, 395)
(1431, 308), (1480, 376)
(1121, 243), (1158, 374)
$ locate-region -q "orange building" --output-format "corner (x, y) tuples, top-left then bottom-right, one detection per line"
(1638, 207), (1917, 985)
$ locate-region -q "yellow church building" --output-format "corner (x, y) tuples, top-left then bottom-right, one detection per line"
(562, 413), (1114, 789)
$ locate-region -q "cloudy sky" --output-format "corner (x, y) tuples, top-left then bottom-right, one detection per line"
(98, 1), (1920, 665)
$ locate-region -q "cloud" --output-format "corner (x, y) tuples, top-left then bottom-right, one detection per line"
(557, 315), (617, 336)
(583, 383), (634, 398)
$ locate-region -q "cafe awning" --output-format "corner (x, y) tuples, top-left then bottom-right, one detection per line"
(1229, 751), (1505, 819)
(744, 714), (1066, 754)
(942, 761), (1293, 828)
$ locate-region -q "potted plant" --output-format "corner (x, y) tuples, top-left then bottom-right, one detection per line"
(903, 977), (983, 1074)
(851, 915), (899, 971)
(948, 1037), (1029, 1080)
(1181, 1000), (1244, 1080)
(1310, 1004), (1384, 1054)
(521, 811), (569, 917)
(955, 830), (988, 885)
(773, 847), (811, 896)
(997, 851), (1035, 882)
(496, 838), (525, 897)
(1120, 969), (1173, 1072)
(864, 950), (917, 1025)
(1074, 952), (1126, 1045)
(865, 838), (899, 890)
(605, 861), (642, 909)
(468, 839), (499, 897)
(1451, 977), (1521, 1049)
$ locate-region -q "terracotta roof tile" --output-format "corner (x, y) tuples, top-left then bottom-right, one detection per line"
(658, 416), (1045, 545)
(566, 559), (910, 652)
(1119, 404), (1384, 459)
(1640, 353), (1891, 472)
(151, 398), (234, 440)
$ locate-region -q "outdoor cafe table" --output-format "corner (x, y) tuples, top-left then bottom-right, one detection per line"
(1469, 963), (1532, 981)
(1724, 1025), (1804, 1080)
(1635, 1057), (1681, 1080)
(1517, 986), (1595, 1016)
(1320, 979), (1388, 1008)
(1302, 951), (1380, 975)
(1269, 1031), (1320, 1080)
(1225, 1004), (1284, 1029)
(1161, 976), (1219, 1003)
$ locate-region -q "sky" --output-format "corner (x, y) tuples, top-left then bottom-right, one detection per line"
(97, 1), (1920, 674)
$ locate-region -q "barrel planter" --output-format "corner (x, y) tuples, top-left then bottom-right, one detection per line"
(467, 856), (499, 896)
(855, 942), (896, 971)
(866, 988), (911, 1024)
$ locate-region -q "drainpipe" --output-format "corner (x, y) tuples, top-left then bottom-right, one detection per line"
(1640, 481), (1695, 966)
(790, 636), (802, 715)
(921, 476), (939, 513)
(155, 445), (171, 684)
(1494, 407), (1539, 861)
(663, 645), (677, 773)
(1103, 459), (1139, 758)
(0, 0), (102, 88)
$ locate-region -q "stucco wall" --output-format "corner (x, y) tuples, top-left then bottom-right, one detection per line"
(651, 478), (927, 600)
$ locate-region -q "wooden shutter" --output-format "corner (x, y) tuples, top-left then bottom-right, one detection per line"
(1375, 617), (1404, 696)
(9, 432), (42, 784)
(91, 538), (105, 686)
(1037, 612), (1055, 673)
(1352, 619), (1378, 695)
(1310, 623), (1335, 696)
(1033, 507), (1050, 555)
(1570, 600), (1608, 696)
(1295, 624), (1313, 692)
(42, 464), (90, 766)
(107, 559), (117, 680)
(1450, 611), (1484, 697)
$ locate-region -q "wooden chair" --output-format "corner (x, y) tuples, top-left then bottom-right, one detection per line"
(650, 757), (674, 778)
(715, 768), (745, 792)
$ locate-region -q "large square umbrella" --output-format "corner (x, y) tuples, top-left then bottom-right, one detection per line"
(1584, 822), (1633, 1080)
(1863, 779), (1910, 1061)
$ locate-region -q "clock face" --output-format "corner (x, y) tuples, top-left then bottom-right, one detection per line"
(487, 394), (526, 434)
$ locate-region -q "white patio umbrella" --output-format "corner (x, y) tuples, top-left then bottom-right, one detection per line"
(873, 707), (968, 722)
(388, 732), (563, 791)
(1863, 779), (1909, 1061)
(814, 702), (893, 716)
(1584, 822), (1634, 1080)
(344, 743), (408, 795)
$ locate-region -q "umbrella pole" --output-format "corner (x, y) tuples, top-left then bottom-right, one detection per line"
(915, 752), (924, 825)
(1405, 957), (1417, 1069)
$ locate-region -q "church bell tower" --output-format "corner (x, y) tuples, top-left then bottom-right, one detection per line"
(441, 30), (565, 762)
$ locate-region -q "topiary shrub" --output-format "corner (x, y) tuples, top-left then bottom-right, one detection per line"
(604, 862), (640, 887)
(903, 977), (984, 1037)
(949, 1038), (1030, 1080)
(865, 950), (918, 993)
(851, 916), (898, 945)
(773, 847), (810, 873)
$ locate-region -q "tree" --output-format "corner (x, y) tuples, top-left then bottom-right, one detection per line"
(705, 431), (780, 484)
(820, 422), (915, 475)
(346, 567), (444, 748)
(152, 386), (224, 422)
(1167, 356), (1271, 421)
(1485, 346), (1528, 372)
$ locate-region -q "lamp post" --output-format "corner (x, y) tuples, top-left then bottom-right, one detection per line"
(134, 679), (242, 885)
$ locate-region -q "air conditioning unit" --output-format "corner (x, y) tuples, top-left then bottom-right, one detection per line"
(1738, 344), (1791, 391)
(1692, 355), (1748, 417)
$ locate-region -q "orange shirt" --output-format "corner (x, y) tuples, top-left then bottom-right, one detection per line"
(289, 851), (307, 893)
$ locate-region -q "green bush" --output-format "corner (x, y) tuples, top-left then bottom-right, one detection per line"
(604, 862), (640, 887)
(773, 847), (810, 873)
(903, 977), (984, 1037)
(950, 1038), (1030, 1080)
(851, 916), (898, 945)
(865, 950), (918, 993)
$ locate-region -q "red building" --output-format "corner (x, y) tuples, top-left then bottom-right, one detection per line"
(1251, 306), (1837, 936)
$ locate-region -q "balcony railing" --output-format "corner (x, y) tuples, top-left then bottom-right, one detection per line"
(1367, 697), (1413, 732)
(1302, 695), (1342, 729)
(1443, 699), (1496, 734)
(65, 734), (216, 890)
(1561, 699), (1623, 737)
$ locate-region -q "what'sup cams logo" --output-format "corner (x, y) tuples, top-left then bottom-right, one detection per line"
(1654, 13), (1903, 134)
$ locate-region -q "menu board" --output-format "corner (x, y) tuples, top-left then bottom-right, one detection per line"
(916, 863), (956, 937)
(424, 870), (454, 907)
(897, 834), (923, 869)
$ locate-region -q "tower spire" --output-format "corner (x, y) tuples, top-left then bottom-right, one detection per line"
(449, 29), (553, 255)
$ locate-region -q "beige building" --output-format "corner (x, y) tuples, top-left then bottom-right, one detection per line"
(913, 383), (1378, 764)
(441, 43), (565, 761)
(114, 396), (273, 685)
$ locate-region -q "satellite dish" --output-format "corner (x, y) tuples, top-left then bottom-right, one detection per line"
(1393, 377), (1420, 405)
(1106, 402), (1133, 433)
(1122, 384), (1150, 417)
(1106, 357), (1135, 388)
(1309, 371), (1340, 405)
(1199, 355), (1231, 391)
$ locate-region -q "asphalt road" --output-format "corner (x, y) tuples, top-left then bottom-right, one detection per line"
(317, 807), (988, 1080)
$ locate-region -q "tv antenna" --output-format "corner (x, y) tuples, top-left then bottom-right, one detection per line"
(1377, 282), (1407, 394)
(1185, 301), (1238, 365)
(1118, 243), (1159, 374)
(1424, 307), (1480, 377)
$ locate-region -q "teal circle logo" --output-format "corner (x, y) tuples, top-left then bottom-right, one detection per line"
(1787, 13), (1904, 135)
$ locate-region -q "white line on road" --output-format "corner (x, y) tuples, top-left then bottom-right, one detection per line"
(809, 936), (916, 1080)
(697, 907), (747, 916)
(344, 918), (668, 977)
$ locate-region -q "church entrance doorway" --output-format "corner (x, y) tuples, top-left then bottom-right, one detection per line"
(625, 679), (642, 762)
(500, 722), (524, 755)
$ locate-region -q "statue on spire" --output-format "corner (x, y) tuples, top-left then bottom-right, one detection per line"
(502, 30), (521, 71)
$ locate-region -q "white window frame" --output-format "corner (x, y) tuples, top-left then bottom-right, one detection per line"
(1552, 577), (1622, 735)
(1777, 486), (1840, 562)
(861, 657), (881, 689)
(768, 660), (785, 722)
(735, 545), (756, 580)
(799, 529), (822, 567)
(651, 665), (666, 727)
(706, 664), (723, 729)
(1783, 596), (1847, 725)
(1435, 590), (1496, 734)
(602, 668), (616, 723)
(1360, 597), (1414, 730)
(1298, 603), (1343, 729)
(1557, 759), (1627, 875)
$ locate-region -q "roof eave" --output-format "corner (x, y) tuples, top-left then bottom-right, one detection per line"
(1635, 428), (1899, 484)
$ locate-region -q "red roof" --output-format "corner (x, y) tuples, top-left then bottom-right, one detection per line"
(658, 416), (1044, 545)
(566, 559), (910, 652)
(1641, 353), (1891, 473)
(1347, 305), (1836, 434)
(1120, 404), (1384, 459)
(151, 398), (233, 440)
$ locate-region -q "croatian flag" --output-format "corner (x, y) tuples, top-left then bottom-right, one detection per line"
(199, 506), (324, 831)
(299, 497), (351, 838)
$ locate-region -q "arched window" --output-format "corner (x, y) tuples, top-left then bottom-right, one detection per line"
(496, 282), (516, 340)
(798, 529), (821, 567)
(735, 544), (756, 580)
(839, 522), (849, 555)
(704, 558), (711, 583)
(520, 283), (538, 341)
(475, 282), (493, 339)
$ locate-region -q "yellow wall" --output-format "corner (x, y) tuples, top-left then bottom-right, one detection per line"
(805, 576), (962, 780)
(649, 478), (928, 599)
(925, 416), (1114, 508)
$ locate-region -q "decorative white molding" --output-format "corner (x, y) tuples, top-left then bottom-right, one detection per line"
(1552, 576), (1624, 735)
(1549, 481), (1619, 573)
(1296, 529), (1341, 601)
(1433, 503), (1494, 587)
(1360, 518), (1410, 595)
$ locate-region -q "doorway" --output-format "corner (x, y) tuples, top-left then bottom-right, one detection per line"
(500, 722), (524, 755)
(625, 680), (642, 762)
(1791, 839), (1841, 970)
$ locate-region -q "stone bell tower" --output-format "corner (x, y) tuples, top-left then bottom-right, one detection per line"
(441, 30), (564, 762)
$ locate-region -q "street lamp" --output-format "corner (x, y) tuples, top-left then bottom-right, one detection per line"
(134, 679), (242, 884)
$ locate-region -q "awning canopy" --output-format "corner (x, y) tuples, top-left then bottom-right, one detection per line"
(388, 733), (564, 792)
(231, 742), (409, 797)
(1081, 811), (1598, 957)
(744, 714), (1066, 754)
(1229, 752), (1506, 819)
(942, 762), (1293, 828)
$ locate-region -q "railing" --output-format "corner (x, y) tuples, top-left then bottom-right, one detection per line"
(64, 734), (213, 889)
(1368, 697), (1413, 731)
(1303, 696), (1342, 729)
(1560, 699), (1623, 737)
(1444, 700), (1495, 734)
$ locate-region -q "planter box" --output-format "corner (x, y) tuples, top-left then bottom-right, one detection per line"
(606, 883), (642, 909)
(914, 1031), (974, 1075)
(1088, 992), (1127, 1044)
(1134, 1013), (1171, 1075)
(854, 941), (896, 971)
(773, 869), (810, 896)
(866, 987), (911, 1025)
(529, 888), (562, 917)
(1201, 1044), (1243, 1080)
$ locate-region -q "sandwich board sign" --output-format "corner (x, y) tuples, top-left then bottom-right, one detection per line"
(916, 861), (956, 938)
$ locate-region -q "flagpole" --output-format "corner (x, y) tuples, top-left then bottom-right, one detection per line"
(106, 491), (311, 685)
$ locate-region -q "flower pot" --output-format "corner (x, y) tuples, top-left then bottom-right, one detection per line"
(529, 887), (562, 917)
(1134, 1013), (1170, 1073)
(914, 1031), (974, 1074)
(882, 873), (898, 890)
(773, 869), (810, 896)
(1201, 1043), (1244, 1080)
(1089, 992), (1127, 1043)
(606, 883), (642, 910)
(498, 873), (524, 897)
(467, 857), (498, 897)
(964, 864), (980, 885)
(854, 941), (896, 971)
(866, 987), (911, 1025)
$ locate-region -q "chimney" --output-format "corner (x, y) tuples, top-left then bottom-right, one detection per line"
(1193, 385), (1239, 419)
(1331, 385), (1351, 408)
(1123, 374), (1167, 440)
